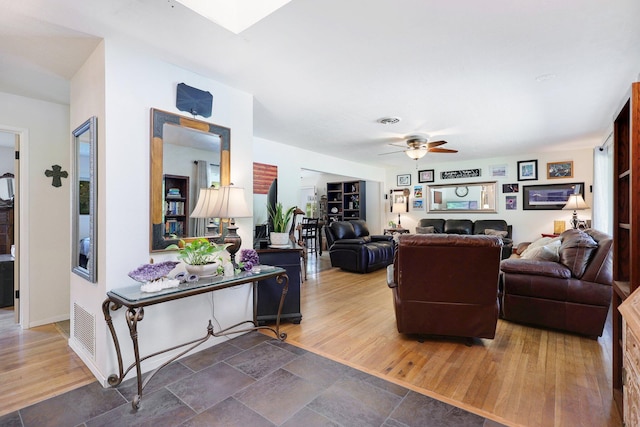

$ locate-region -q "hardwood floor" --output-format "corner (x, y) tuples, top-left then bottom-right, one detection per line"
(0, 255), (623, 426)
(0, 307), (94, 417)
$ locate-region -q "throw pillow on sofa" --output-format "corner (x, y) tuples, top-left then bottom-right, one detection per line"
(558, 229), (598, 278)
(484, 228), (507, 238)
(416, 226), (436, 234)
(520, 239), (561, 262)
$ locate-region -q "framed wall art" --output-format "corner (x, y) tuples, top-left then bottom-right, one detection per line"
(502, 183), (519, 193)
(547, 161), (574, 179)
(517, 160), (538, 181)
(522, 182), (584, 210)
(489, 164), (507, 177)
(397, 174), (411, 186)
(418, 169), (434, 183)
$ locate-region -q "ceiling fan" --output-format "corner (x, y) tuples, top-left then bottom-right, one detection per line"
(380, 135), (458, 160)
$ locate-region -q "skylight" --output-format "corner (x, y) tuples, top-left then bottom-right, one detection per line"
(175, 0), (292, 34)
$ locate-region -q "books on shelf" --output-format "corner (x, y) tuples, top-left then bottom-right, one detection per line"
(166, 188), (182, 198)
(165, 219), (184, 236)
(165, 200), (185, 215)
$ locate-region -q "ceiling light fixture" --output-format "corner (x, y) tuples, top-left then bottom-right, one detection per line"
(405, 148), (428, 160)
(378, 117), (401, 125)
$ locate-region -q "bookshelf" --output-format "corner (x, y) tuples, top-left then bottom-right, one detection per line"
(326, 180), (366, 222)
(612, 82), (640, 417)
(163, 174), (189, 238)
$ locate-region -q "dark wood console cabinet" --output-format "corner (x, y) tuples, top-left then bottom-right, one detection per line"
(256, 246), (302, 324)
(0, 206), (13, 255)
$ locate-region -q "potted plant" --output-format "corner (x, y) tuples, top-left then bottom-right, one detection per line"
(268, 202), (295, 246)
(167, 238), (230, 277)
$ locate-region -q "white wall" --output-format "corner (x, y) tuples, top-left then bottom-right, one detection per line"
(384, 148), (594, 243)
(69, 38), (255, 385)
(0, 91), (71, 327)
(253, 137), (387, 232)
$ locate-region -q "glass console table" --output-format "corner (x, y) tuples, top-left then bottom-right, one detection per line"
(102, 266), (288, 410)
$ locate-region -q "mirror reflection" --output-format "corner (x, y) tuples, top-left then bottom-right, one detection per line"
(427, 181), (498, 213)
(72, 116), (97, 283)
(150, 109), (230, 251)
(0, 173), (14, 203)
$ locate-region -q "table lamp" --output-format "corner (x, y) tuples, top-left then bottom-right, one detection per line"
(562, 194), (589, 229)
(392, 196), (408, 228)
(210, 185), (252, 266)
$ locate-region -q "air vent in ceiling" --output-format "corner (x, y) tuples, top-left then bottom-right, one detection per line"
(378, 117), (401, 125)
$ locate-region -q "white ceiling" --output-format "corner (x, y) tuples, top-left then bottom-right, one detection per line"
(1, 0), (640, 167)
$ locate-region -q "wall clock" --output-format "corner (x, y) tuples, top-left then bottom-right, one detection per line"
(455, 186), (469, 197)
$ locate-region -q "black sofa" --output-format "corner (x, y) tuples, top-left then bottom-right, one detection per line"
(324, 220), (395, 273)
(416, 218), (513, 259)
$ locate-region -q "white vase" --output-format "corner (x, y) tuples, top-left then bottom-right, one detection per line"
(270, 232), (290, 246)
(185, 262), (220, 277)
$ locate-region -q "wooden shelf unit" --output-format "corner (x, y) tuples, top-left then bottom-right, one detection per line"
(326, 180), (366, 223)
(612, 82), (640, 418)
(163, 174), (189, 238)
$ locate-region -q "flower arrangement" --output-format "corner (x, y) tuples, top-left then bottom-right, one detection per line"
(166, 238), (230, 265)
(239, 248), (259, 271)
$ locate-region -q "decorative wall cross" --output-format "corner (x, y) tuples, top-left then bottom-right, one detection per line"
(45, 165), (68, 188)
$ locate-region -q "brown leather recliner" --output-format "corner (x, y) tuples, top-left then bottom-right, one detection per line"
(387, 234), (503, 340)
(500, 228), (612, 337)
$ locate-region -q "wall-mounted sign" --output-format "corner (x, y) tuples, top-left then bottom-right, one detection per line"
(440, 169), (481, 179)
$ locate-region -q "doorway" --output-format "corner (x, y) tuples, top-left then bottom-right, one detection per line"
(0, 129), (19, 324)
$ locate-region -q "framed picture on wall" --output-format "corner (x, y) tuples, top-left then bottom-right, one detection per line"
(517, 159), (538, 181)
(397, 174), (411, 186)
(547, 161), (574, 179)
(418, 169), (434, 183)
(522, 182), (584, 210)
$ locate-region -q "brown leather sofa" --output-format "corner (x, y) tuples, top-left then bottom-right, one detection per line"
(387, 234), (503, 340)
(500, 228), (613, 337)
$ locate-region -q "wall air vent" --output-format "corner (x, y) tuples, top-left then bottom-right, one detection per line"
(73, 303), (95, 358)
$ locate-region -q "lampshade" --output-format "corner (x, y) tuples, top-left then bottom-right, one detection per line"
(562, 194), (589, 211)
(405, 148), (428, 160)
(190, 187), (219, 218)
(393, 198), (407, 213)
(210, 185), (252, 219)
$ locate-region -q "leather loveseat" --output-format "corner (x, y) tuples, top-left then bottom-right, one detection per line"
(500, 228), (612, 337)
(387, 233), (503, 340)
(324, 220), (395, 273)
(416, 218), (513, 259)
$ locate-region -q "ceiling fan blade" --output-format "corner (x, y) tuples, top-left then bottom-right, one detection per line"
(426, 140), (447, 148)
(378, 149), (407, 156)
(428, 147), (458, 153)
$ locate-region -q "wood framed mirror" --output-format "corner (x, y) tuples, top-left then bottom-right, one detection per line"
(150, 109), (230, 252)
(426, 181), (498, 213)
(72, 116), (98, 282)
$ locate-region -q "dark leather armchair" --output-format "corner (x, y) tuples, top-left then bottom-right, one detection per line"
(387, 234), (503, 340)
(500, 228), (613, 337)
(324, 220), (394, 273)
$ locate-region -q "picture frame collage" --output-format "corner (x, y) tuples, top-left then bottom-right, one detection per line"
(395, 158), (577, 212)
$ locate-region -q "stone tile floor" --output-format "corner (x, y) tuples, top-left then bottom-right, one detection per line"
(0, 332), (504, 427)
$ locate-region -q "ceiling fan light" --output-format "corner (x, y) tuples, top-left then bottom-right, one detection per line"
(405, 148), (427, 160)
